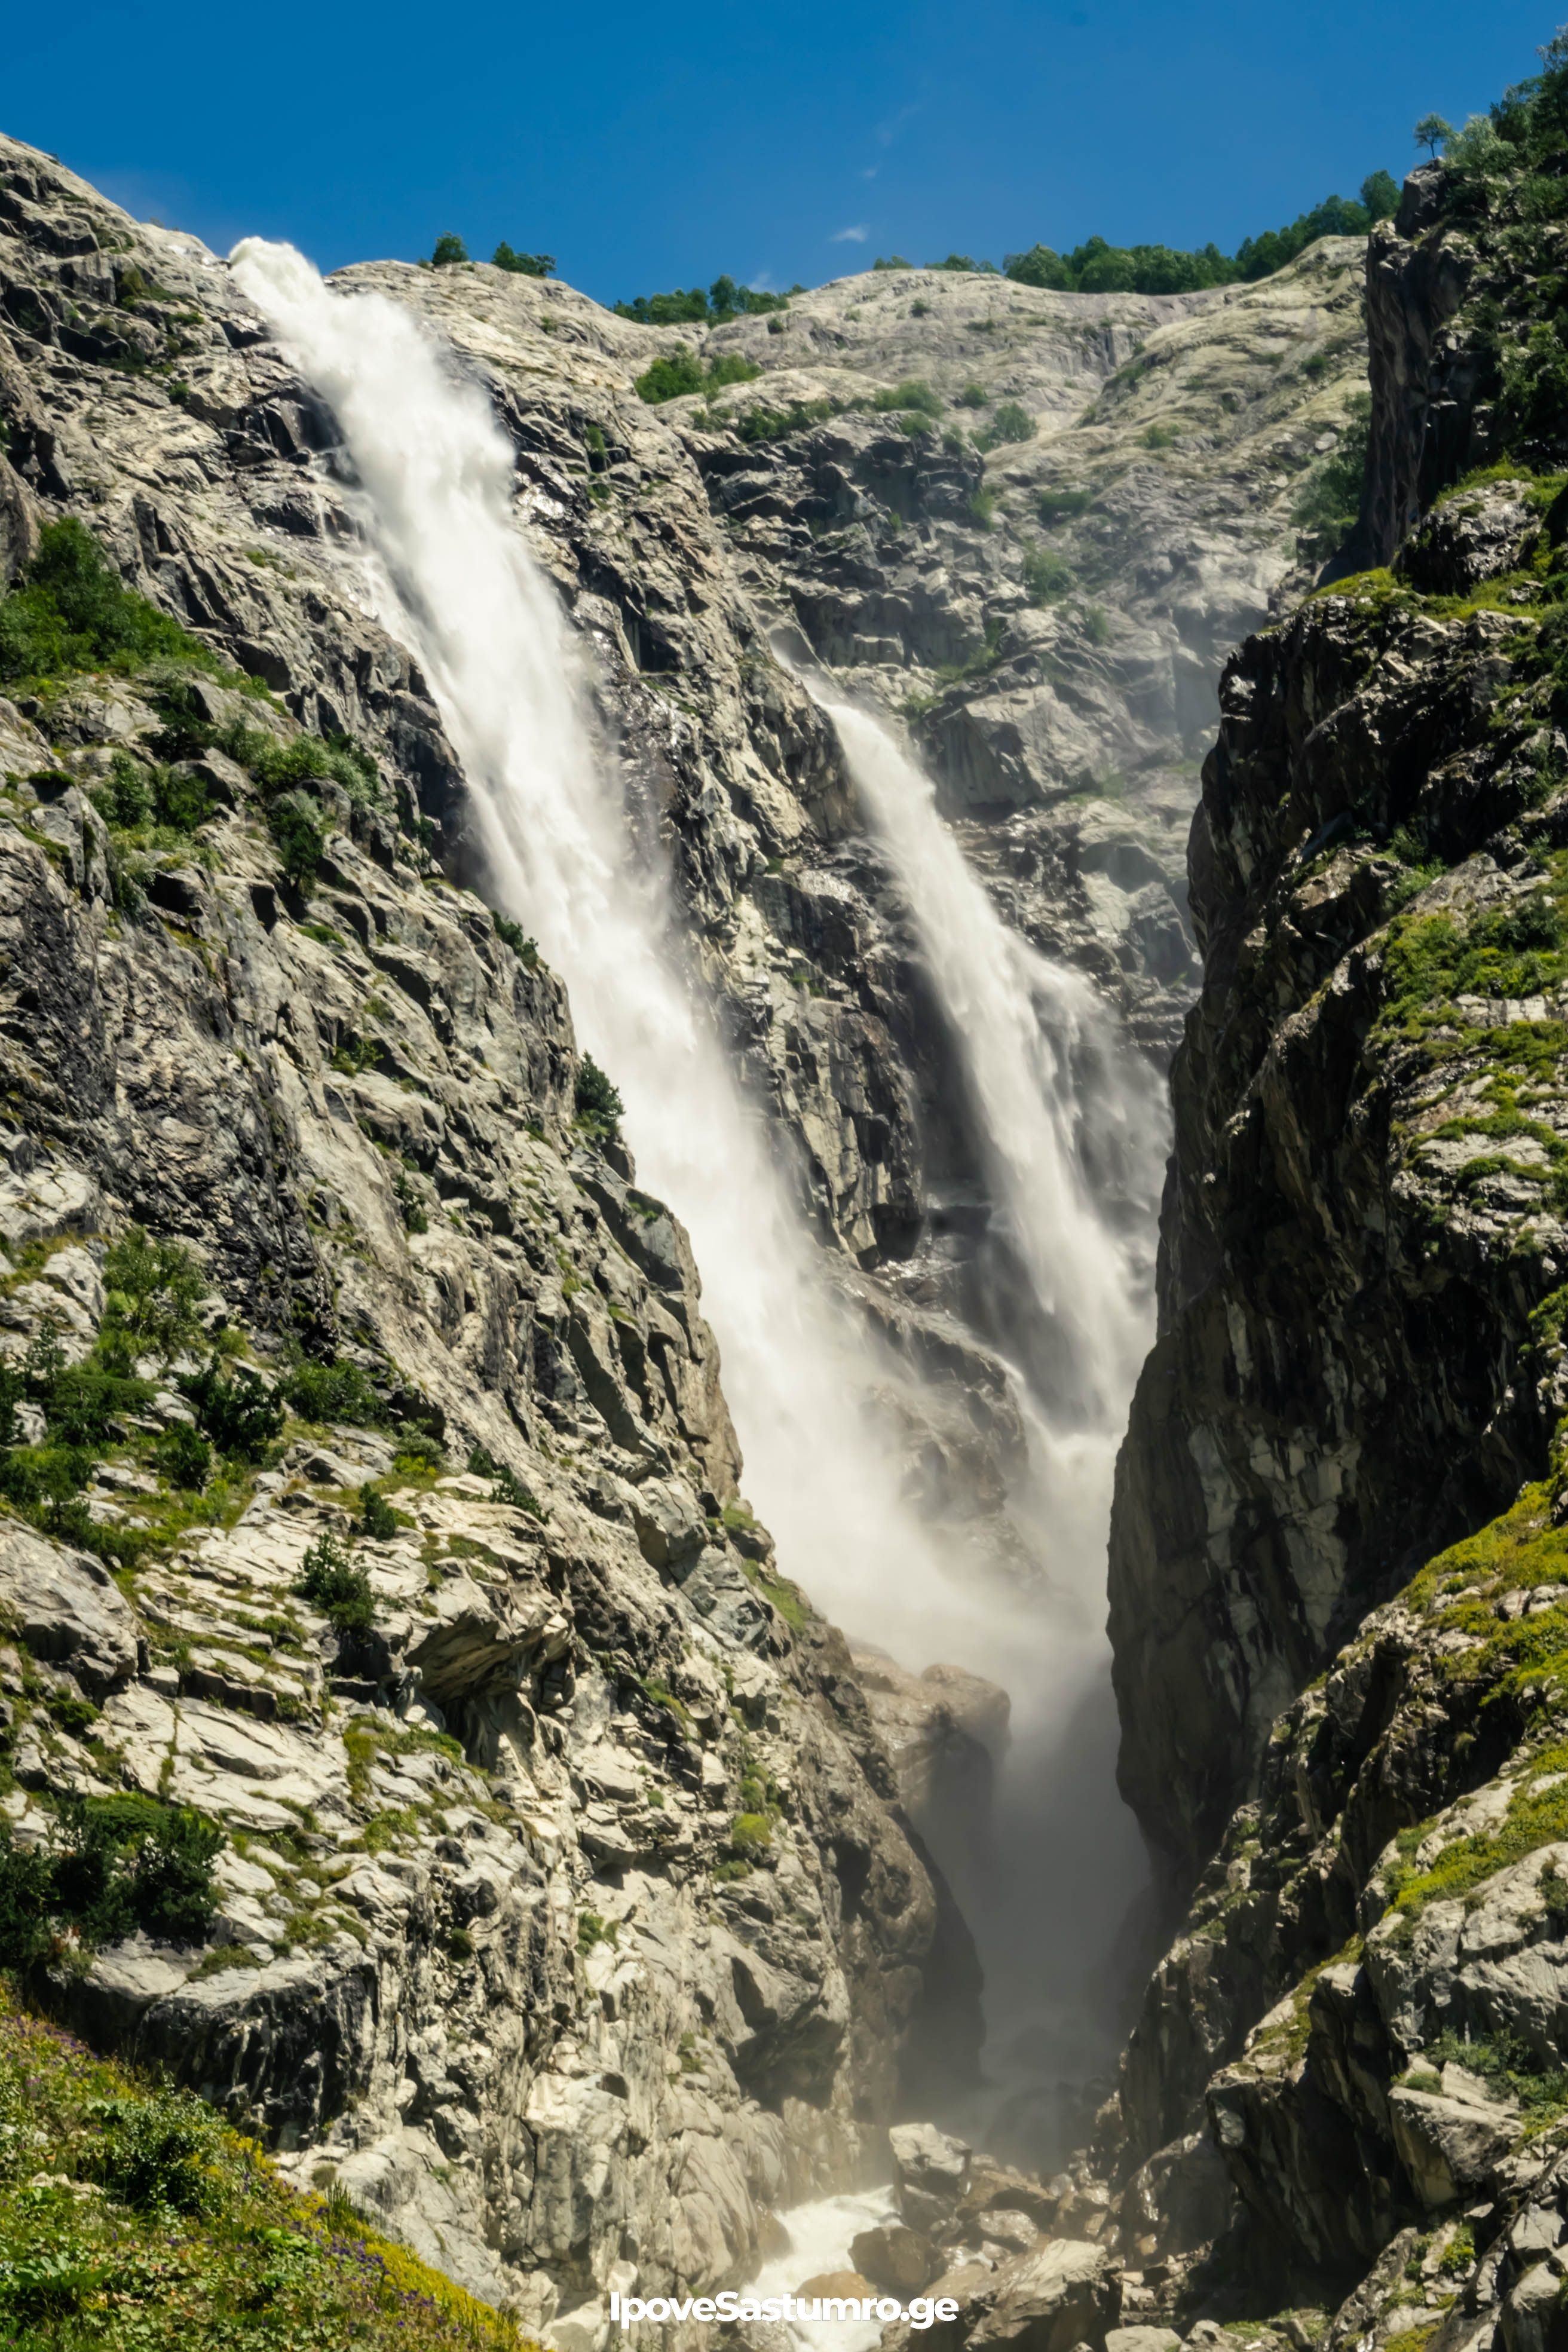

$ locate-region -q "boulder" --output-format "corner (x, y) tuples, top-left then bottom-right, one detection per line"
(0, 1523), (137, 1694)
(850, 2222), (938, 2295)
(966, 2240), (1116, 2352)
(891, 2120), (973, 2232)
(796, 2271), (877, 2301)
(1389, 2085), (1517, 2209)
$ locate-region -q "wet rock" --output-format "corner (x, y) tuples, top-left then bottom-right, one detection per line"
(892, 2120), (973, 2232)
(850, 2222), (938, 2295)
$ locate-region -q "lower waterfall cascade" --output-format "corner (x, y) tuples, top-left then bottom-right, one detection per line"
(230, 235), (1168, 2162)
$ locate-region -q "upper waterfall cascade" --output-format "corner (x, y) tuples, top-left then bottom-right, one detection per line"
(231, 238), (989, 1669)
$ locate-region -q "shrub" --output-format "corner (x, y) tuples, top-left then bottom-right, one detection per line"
(157, 1421), (212, 1492)
(90, 2091), (222, 2215)
(355, 1484), (399, 1541)
(633, 345), (761, 405)
(293, 1529), (375, 1633)
(574, 1054), (623, 1138)
(1037, 485), (1094, 526)
(1021, 547), (1075, 604)
(871, 378), (942, 418)
(0, 1796), (222, 1971)
(269, 790), (332, 890)
(430, 233), (468, 267)
(1292, 391), (1371, 554)
(178, 1355), (285, 1461)
(492, 243), (554, 276)
(0, 519), (217, 688)
(634, 346), (705, 403)
(977, 400), (1034, 449)
(492, 912), (538, 967)
(284, 1357), (385, 1428)
(956, 382), (988, 408)
(93, 749), (212, 836)
(103, 1226), (206, 1364)
(467, 1443), (546, 1517)
(872, 256), (913, 271)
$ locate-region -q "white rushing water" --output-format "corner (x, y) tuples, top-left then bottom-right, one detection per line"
(229, 240), (1168, 2162)
(801, 680), (1166, 1429)
(749, 2188), (898, 2352)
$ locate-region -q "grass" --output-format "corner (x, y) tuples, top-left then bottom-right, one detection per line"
(0, 1986), (527, 2348)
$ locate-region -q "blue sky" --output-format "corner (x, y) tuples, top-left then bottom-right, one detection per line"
(5, 1), (1552, 303)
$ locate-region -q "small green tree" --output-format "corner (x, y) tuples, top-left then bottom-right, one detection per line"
(634, 346), (706, 404)
(431, 232), (468, 267)
(268, 790), (330, 891)
(575, 1055), (623, 1140)
(294, 1529), (375, 1633)
(1360, 169), (1400, 220)
(493, 243), (555, 277)
(1413, 113), (1454, 158)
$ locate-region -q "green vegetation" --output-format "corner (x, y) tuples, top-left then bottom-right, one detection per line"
(633, 345), (762, 405)
(1293, 393), (1371, 558)
(177, 1355), (284, 1463)
(975, 399), (1034, 452)
(429, 232), (468, 267)
(492, 912), (539, 967)
(354, 1484), (401, 1542)
(733, 396), (836, 443)
(466, 1444), (546, 1518)
(576, 1910), (617, 1955)
(101, 1227), (206, 1365)
(574, 1053), (623, 1141)
(492, 243), (554, 277)
(1021, 547), (1074, 605)
(1002, 176), (1398, 296)
(283, 1356), (385, 1429)
(614, 274), (792, 326)
(1414, 113), (1454, 158)
(0, 520), (220, 691)
(871, 378), (942, 420)
(1036, 485), (1094, 528)
(293, 1529), (375, 1636)
(0, 1794), (221, 1972)
(1420, 2026), (1568, 2122)
(0, 1986), (523, 2346)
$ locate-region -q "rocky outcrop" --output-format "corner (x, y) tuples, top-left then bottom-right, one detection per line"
(0, 441), (973, 2334)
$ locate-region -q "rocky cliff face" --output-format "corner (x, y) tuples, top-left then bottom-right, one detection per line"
(0, 136), (996, 2336)
(1081, 100), (1568, 2350)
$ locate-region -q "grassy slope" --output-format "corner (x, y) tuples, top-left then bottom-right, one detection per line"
(0, 1987), (527, 2350)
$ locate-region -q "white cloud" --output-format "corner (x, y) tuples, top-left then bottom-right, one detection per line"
(831, 224), (869, 243)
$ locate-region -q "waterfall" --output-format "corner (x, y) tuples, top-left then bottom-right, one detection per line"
(228, 239), (1000, 1677)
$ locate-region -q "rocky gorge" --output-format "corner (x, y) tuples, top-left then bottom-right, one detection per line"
(5, 33), (1568, 2352)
